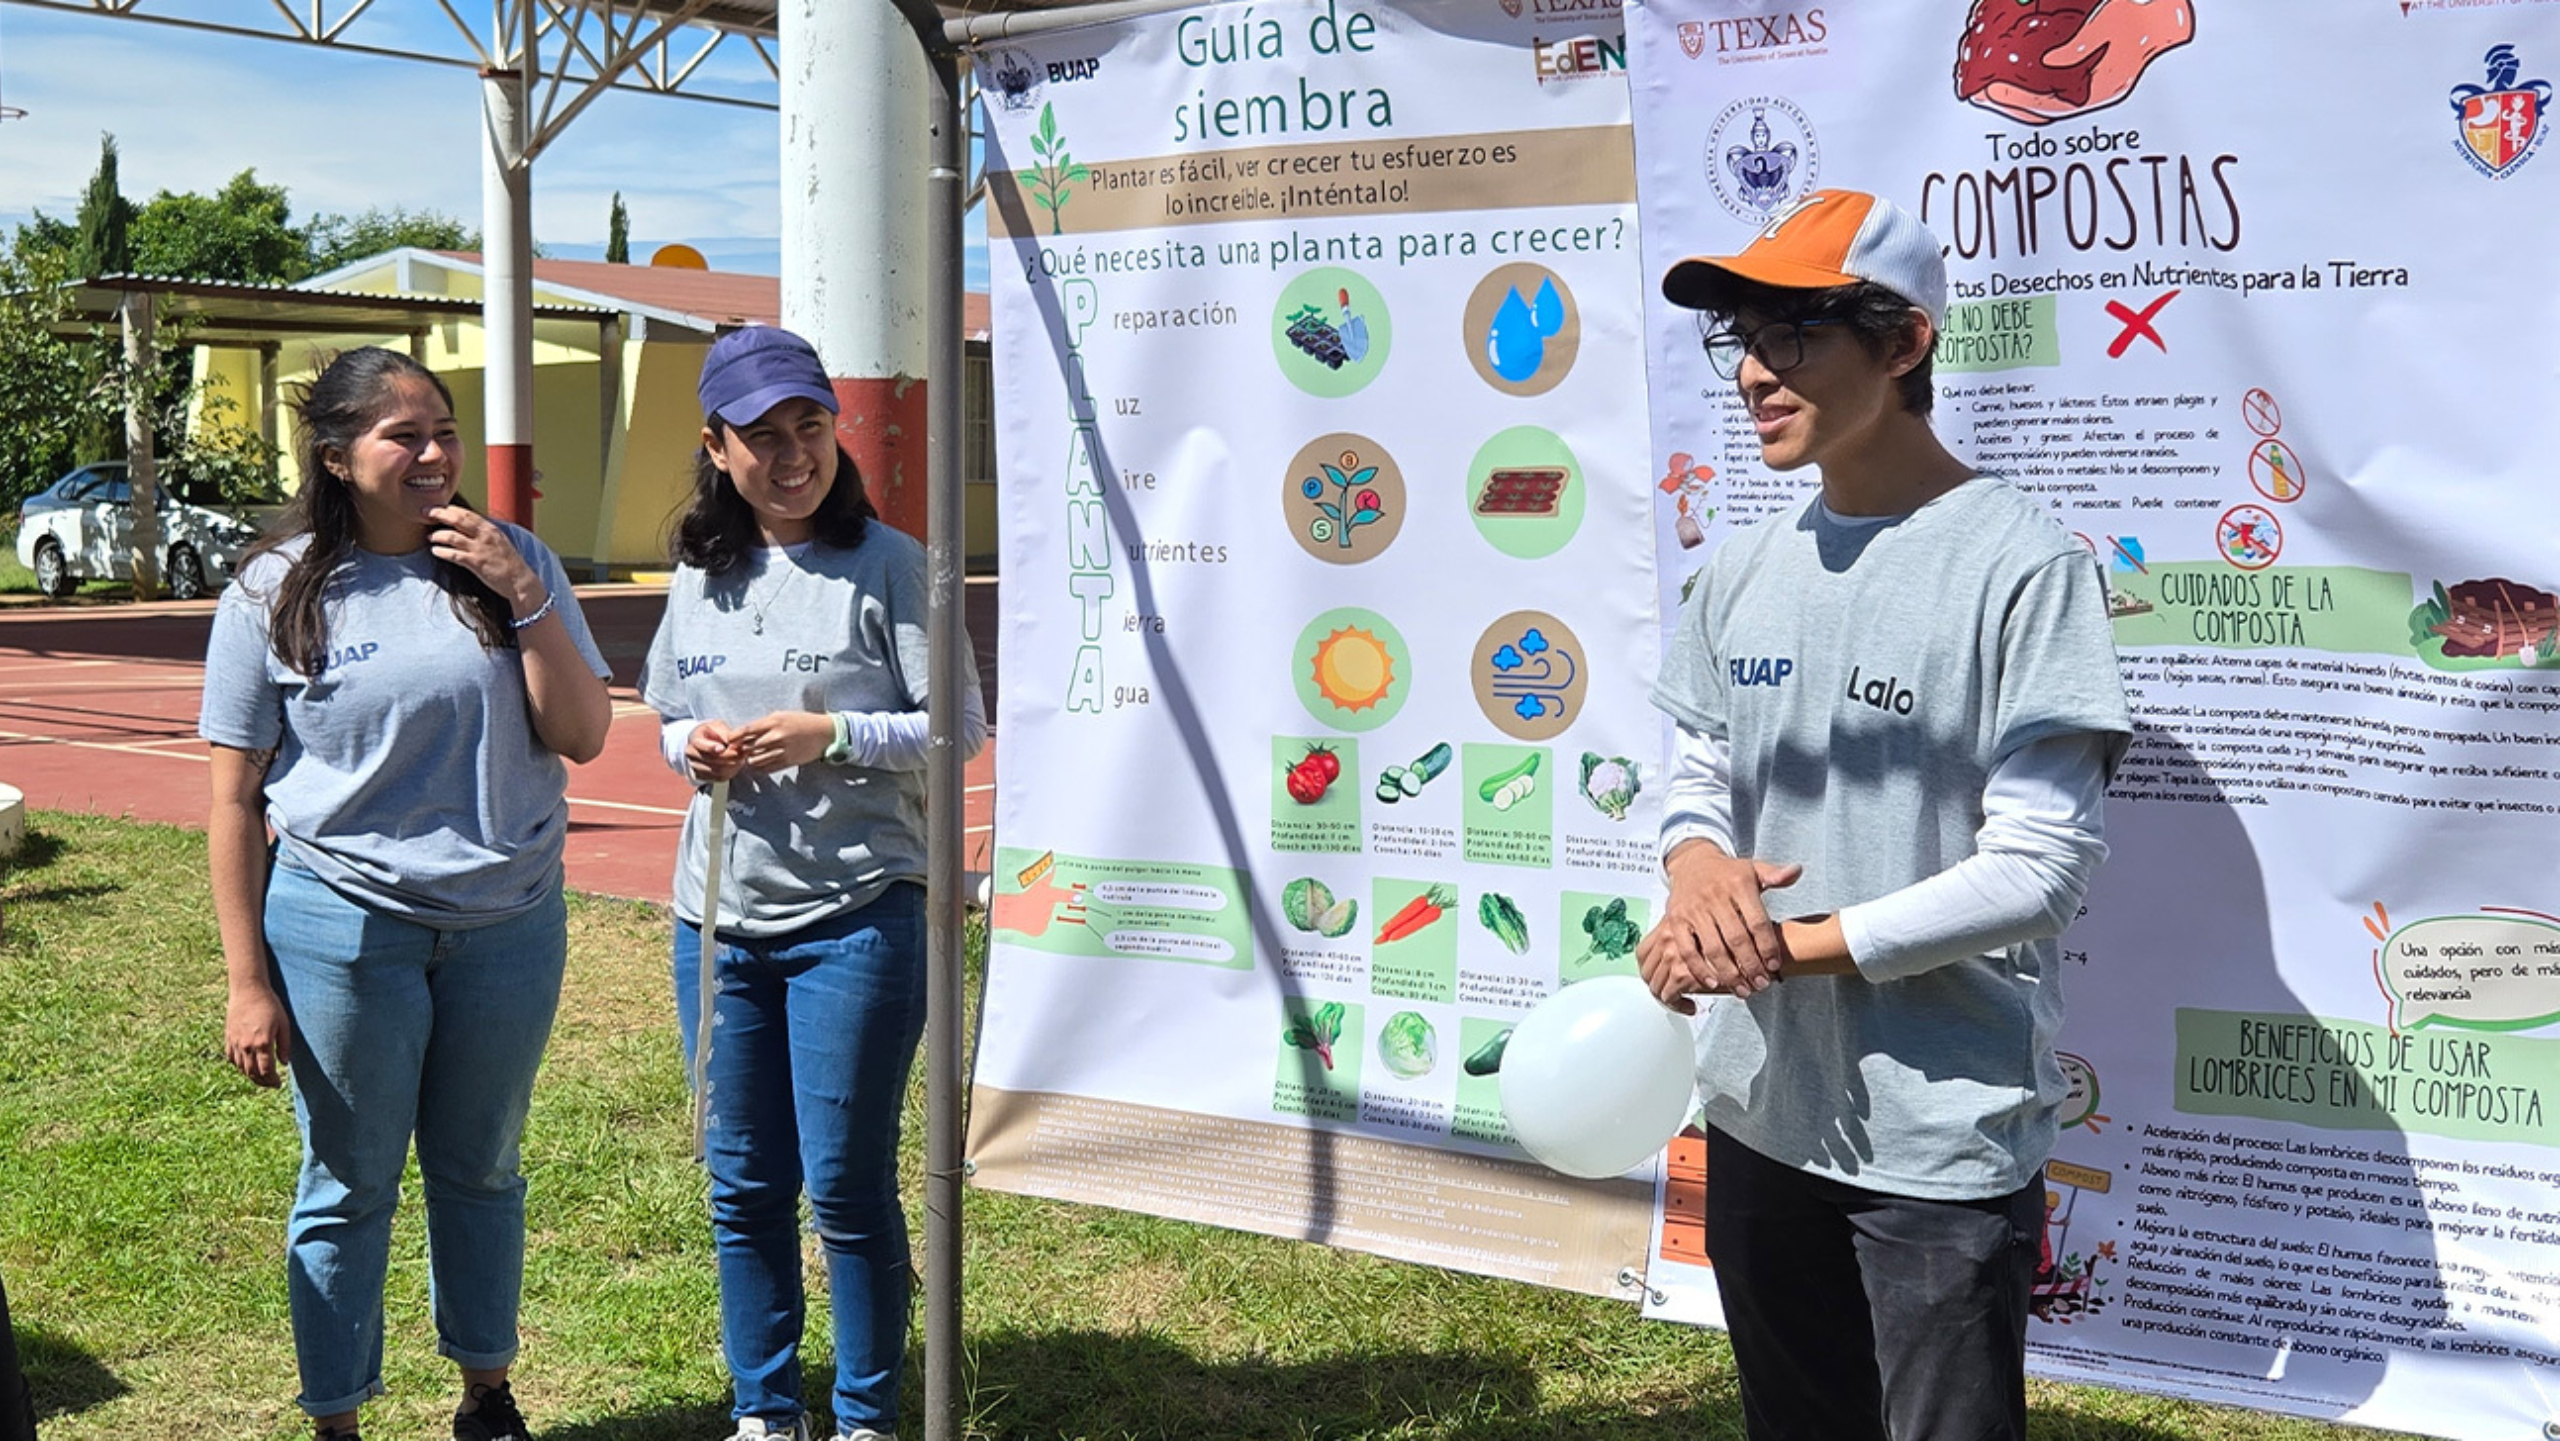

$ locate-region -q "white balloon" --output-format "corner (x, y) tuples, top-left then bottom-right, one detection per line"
(1497, 975), (1697, 1179)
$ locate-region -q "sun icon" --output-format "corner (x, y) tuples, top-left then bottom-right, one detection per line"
(1311, 626), (1396, 712)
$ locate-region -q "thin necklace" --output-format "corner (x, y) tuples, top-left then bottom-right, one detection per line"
(747, 550), (799, 635)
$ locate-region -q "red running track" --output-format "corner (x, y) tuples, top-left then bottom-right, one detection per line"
(0, 582), (1000, 903)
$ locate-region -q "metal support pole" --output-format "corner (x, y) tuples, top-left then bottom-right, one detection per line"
(258, 341), (281, 462)
(944, 0), (1205, 47)
(480, 2), (537, 526)
(592, 314), (625, 581)
(120, 289), (162, 600)
(920, 39), (968, 1441)
(781, 0), (932, 538)
(872, 5), (967, 1433)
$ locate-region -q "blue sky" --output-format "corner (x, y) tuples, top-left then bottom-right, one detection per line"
(0, 2), (987, 286)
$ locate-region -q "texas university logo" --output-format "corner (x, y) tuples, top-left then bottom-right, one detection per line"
(1679, 21), (1705, 58)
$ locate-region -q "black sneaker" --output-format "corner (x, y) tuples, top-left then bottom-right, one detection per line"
(315, 1427), (361, 1441)
(454, 1380), (530, 1441)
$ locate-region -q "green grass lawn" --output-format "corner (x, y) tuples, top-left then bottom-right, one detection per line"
(0, 532), (126, 601)
(0, 814), (2397, 1440)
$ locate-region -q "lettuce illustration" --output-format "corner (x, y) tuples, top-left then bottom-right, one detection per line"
(1378, 1011), (1438, 1079)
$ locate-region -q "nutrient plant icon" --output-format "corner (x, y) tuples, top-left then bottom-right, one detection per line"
(1300, 448), (1386, 550)
(1016, 103), (1087, 235)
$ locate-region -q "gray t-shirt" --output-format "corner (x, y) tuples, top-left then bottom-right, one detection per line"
(641, 525), (976, 936)
(1652, 477), (2132, 1199)
(199, 526), (610, 924)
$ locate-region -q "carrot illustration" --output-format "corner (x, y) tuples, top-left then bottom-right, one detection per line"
(1375, 885), (1457, 945)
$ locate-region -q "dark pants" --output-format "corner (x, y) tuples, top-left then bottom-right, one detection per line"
(1705, 1125), (2043, 1441)
(1, 1267), (34, 1441)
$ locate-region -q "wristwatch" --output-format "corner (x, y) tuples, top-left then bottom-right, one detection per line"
(824, 711), (853, 765)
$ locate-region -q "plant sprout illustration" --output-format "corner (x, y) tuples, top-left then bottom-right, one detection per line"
(1015, 103), (1086, 235)
(1300, 448), (1386, 550)
(1488, 623), (1578, 723)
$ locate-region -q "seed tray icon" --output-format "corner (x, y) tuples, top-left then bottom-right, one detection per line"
(1475, 467), (1569, 516)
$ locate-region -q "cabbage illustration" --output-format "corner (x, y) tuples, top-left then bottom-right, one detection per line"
(1282, 877), (1334, 932)
(1282, 877), (1359, 937)
(1317, 896), (1358, 937)
(1378, 1011), (1438, 1079)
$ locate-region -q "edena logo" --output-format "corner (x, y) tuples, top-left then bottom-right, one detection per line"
(1534, 31), (1625, 84)
(2451, 43), (2551, 179)
(1705, 96), (1819, 222)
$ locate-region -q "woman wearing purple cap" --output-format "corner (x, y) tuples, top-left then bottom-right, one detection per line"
(640, 325), (985, 1441)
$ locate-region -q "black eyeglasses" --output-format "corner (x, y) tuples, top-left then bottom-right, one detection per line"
(1699, 318), (1844, 379)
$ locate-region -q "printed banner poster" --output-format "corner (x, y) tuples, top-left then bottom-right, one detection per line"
(1627, 1), (2560, 1435)
(969, 0), (1671, 1296)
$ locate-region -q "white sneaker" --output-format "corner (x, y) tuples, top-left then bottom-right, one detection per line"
(835, 1430), (895, 1441)
(728, 1418), (811, 1441)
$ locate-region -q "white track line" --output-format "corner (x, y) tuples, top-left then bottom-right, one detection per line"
(566, 794), (688, 818)
(0, 726), (210, 763)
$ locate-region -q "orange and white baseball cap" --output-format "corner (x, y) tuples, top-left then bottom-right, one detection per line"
(1662, 189), (1947, 325)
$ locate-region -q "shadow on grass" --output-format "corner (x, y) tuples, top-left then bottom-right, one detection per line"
(963, 1328), (1729, 1441)
(543, 1398), (733, 1441)
(0, 830), (68, 876)
(18, 1325), (127, 1424)
(529, 1327), (2279, 1441)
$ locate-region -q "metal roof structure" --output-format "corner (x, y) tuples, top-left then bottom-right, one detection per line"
(1, 0), (790, 125)
(42, 273), (610, 347)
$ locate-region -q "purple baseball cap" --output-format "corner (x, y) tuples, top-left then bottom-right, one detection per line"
(698, 325), (841, 426)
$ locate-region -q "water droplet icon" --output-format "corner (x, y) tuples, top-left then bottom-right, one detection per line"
(1487, 286), (1544, 382)
(1531, 277), (1565, 337)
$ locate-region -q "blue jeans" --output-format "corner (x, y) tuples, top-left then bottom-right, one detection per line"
(266, 862), (567, 1418)
(673, 883), (926, 1437)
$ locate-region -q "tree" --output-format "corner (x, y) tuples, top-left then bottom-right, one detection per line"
(131, 169), (303, 284)
(0, 237), (117, 515)
(301, 206), (477, 276)
(73, 134), (134, 278)
(606, 191), (630, 264)
(68, 137), (134, 466)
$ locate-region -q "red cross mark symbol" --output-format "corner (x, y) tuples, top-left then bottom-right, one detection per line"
(2104, 289), (2180, 358)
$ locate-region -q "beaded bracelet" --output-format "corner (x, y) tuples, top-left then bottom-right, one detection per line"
(508, 591), (557, 630)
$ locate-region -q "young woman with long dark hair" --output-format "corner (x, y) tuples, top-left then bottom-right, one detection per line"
(641, 326), (983, 1441)
(201, 345), (613, 1441)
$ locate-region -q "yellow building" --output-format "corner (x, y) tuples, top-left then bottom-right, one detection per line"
(186, 249), (997, 577)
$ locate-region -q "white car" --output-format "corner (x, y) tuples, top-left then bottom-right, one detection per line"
(14, 462), (264, 600)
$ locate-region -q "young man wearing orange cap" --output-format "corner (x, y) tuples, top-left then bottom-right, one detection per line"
(1639, 189), (2132, 1439)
